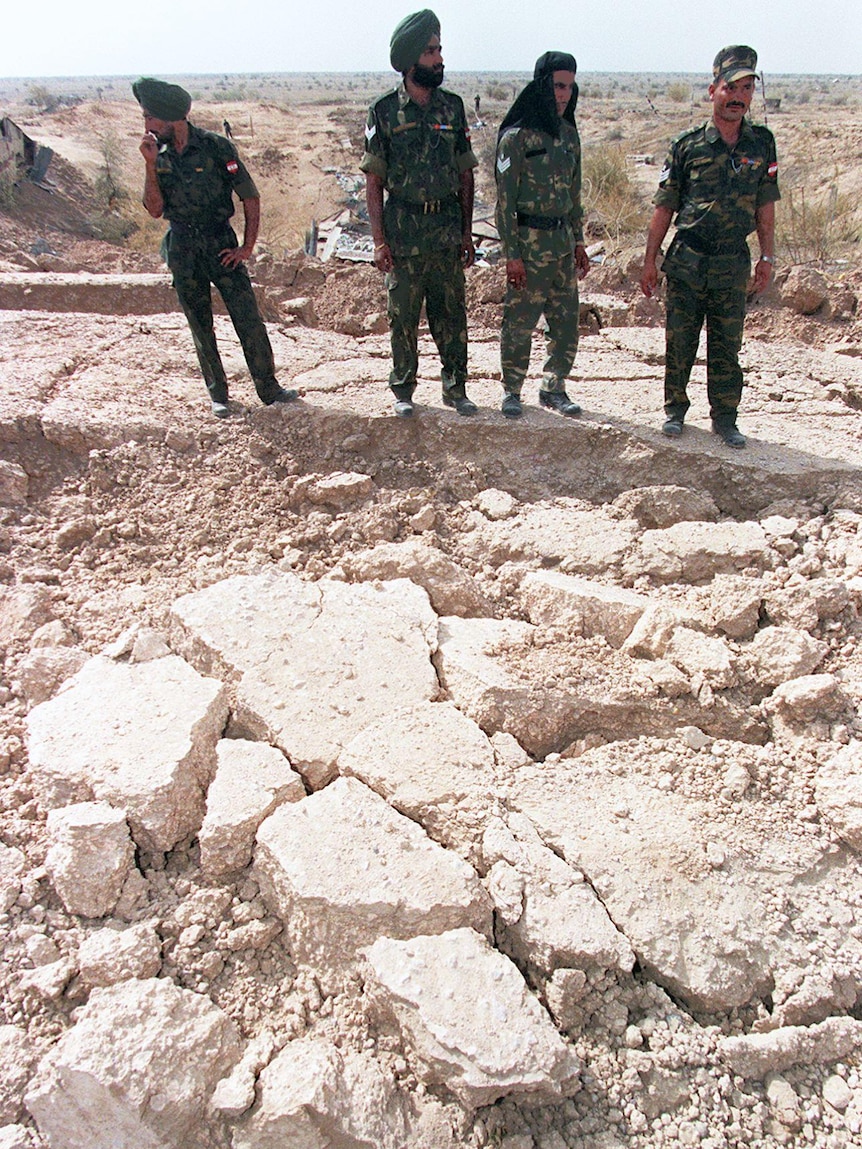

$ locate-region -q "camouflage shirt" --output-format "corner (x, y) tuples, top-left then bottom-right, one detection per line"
(153, 123), (258, 228)
(495, 121), (584, 261)
(653, 118), (780, 253)
(360, 83), (477, 256)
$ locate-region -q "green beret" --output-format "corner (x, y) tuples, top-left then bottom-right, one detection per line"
(389, 9), (440, 72)
(132, 77), (192, 121)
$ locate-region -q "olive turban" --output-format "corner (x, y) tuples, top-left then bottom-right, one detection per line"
(389, 9), (440, 72)
(132, 78), (192, 121)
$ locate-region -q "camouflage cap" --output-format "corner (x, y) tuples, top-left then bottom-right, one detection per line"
(390, 9), (440, 72)
(712, 45), (758, 85)
(132, 78), (192, 121)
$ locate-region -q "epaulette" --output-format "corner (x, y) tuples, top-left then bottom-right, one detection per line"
(670, 121), (708, 148)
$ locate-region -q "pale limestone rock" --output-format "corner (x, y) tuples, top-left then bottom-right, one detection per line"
(170, 569), (438, 788)
(77, 923), (161, 988)
(621, 607), (681, 659)
(363, 928), (581, 1109)
(708, 573), (763, 640)
(485, 860), (525, 925)
(0, 1026), (38, 1123)
(544, 968), (589, 1030)
(634, 521), (770, 583)
(45, 802), (134, 918)
(476, 488), (517, 521)
(720, 1017), (862, 1079)
(503, 760), (773, 1011)
(26, 654), (228, 852)
(0, 460), (28, 504)
(341, 537), (494, 618)
(25, 978), (241, 1149)
(232, 1034), (408, 1149)
(130, 627), (172, 663)
(521, 570), (649, 648)
(481, 815), (635, 978)
(816, 743), (862, 851)
(764, 674), (846, 725)
(779, 266), (828, 315)
(0, 585), (55, 652)
(199, 739), (305, 876)
(611, 485), (719, 529)
(765, 578), (850, 633)
(30, 619), (77, 649)
(742, 626), (827, 689)
(0, 1127), (35, 1149)
(766, 1074), (802, 1131)
(822, 1073), (852, 1112)
(294, 470), (374, 508)
(0, 844), (25, 911)
(16, 645), (87, 706)
(254, 777), (491, 968)
(461, 500), (637, 574)
(19, 960), (73, 1001)
(209, 1033), (275, 1119)
(664, 628), (736, 689)
(338, 700), (499, 860)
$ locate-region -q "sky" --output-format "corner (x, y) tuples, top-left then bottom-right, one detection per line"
(1, 0), (859, 79)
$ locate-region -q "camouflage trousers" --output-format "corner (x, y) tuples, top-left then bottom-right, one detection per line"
(500, 249), (579, 395)
(385, 250), (467, 399)
(167, 227), (280, 404)
(664, 265), (748, 428)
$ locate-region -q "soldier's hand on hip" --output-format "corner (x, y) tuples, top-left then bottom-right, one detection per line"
(219, 245), (252, 269)
(506, 258), (527, 291)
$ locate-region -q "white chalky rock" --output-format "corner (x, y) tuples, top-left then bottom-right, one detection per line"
(76, 923), (161, 988)
(16, 646), (88, 706)
(254, 777), (491, 967)
(708, 573), (763, 639)
(0, 844), (25, 911)
(766, 1074), (802, 1131)
(341, 537), (495, 618)
(295, 470), (374, 508)
(822, 1073), (852, 1111)
(25, 978), (241, 1149)
(816, 743), (862, 851)
(521, 570), (650, 648)
(0, 460), (28, 504)
(476, 488), (517, 521)
(634, 520), (771, 583)
(719, 1017), (862, 1079)
(170, 570), (438, 788)
(338, 700), (499, 859)
(45, 802), (134, 918)
(612, 484), (719, 529)
(664, 627), (736, 688)
(0, 1026), (38, 1123)
(742, 625), (827, 689)
(27, 654), (228, 852)
(232, 1034), (408, 1149)
(199, 739), (305, 876)
(363, 928), (581, 1109)
(765, 674), (846, 724)
(621, 607), (682, 659)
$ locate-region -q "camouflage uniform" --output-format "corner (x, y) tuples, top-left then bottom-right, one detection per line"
(360, 82), (477, 400)
(153, 123), (281, 404)
(496, 120), (584, 396)
(655, 119), (780, 426)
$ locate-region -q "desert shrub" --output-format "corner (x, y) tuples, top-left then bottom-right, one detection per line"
(778, 182), (859, 263)
(582, 143), (648, 247)
(0, 169), (15, 210)
(26, 84), (60, 113)
(484, 83), (509, 101)
(93, 131), (129, 210)
(667, 82), (690, 103)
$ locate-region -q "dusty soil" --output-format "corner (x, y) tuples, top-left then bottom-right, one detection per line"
(1, 76), (862, 1149)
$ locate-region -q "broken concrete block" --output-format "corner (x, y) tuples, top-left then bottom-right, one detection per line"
(664, 628), (736, 689)
(0, 844), (25, 912)
(254, 777), (491, 968)
(0, 1026), (38, 1123)
(27, 654), (228, 852)
(25, 978), (241, 1149)
(521, 570), (649, 648)
(741, 626), (827, 690)
(481, 815), (635, 979)
(363, 928), (580, 1109)
(338, 700), (499, 860)
(764, 674), (846, 725)
(621, 606), (681, 660)
(612, 485), (719, 529)
(708, 573), (763, 640)
(342, 537), (495, 618)
(199, 739), (305, 876)
(15, 645), (88, 707)
(76, 923), (161, 988)
(170, 570), (438, 789)
(293, 470), (374, 508)
(45, 802), (135, 919)
(816, 743), (862, 851)
(765, 578), (850, 633)
(719, 1017), (862, 1079)
(634, 521), (771, 583)
(232, 1034), (408, 1149)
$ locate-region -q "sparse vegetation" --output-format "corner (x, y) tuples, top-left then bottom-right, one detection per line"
(582, 143), (648, 248)
(778, 181), (859, 264)
(26, 84), (60, 113)
(667, 82), (690, 103)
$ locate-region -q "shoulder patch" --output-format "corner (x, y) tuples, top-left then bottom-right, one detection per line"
(496, 154), (511, 174)
(365, 123), (377, 141)
(658, 165), (670, 183)
(226, 160), (239, 174)
(768, 161), (778, 177)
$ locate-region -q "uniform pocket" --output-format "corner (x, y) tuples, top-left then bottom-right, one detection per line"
(662, 235), (706, 290)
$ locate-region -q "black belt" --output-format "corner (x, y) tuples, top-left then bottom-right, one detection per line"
(675, 229), (747, 257)
(169, 219), (233, 237)
(389, 195), (458, 215)
(517, 212), (567, 230)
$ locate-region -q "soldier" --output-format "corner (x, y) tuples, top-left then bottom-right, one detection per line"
(495, 52), (590, 420)
(361, 9), (478, 418)
(640, 46), (780, 448)
(134, 77), (296, 417)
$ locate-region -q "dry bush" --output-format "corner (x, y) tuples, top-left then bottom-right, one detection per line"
(582, 143), (648, 248)
(778, 181), (859, 264)
(666, 82), (690, 103)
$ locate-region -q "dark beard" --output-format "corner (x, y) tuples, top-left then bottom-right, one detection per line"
(412, 63), (444, 89)
(156, 125), (176, 144)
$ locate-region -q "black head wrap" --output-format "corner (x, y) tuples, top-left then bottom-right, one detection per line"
(132, 77), (192, 121)
(498, 51), (578, 141)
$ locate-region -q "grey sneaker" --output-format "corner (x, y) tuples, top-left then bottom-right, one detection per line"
(662, 416), (684, 437)
(501, 393), (523, 419)
(539, 390), (581, 416)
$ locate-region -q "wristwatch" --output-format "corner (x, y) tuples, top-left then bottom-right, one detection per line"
(759, 255), (775, 264)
